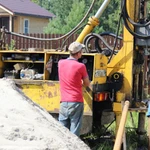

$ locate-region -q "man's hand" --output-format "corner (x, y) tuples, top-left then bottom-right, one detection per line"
(85, 81), (93, 91)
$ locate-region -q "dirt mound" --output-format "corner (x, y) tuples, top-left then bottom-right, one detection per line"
(0, 79), (90, 150)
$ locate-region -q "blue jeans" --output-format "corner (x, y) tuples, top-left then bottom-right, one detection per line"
(58, 102), (83, 136)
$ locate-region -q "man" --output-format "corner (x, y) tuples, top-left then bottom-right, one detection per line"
(58, 41), (90, 137)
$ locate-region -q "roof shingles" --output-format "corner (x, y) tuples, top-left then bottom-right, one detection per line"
(0, 0), (55, 18)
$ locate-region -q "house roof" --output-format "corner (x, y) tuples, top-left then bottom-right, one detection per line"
(0, 0), (55, 18)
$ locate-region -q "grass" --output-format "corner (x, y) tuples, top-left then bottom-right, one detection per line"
(81, 112), (149, 150)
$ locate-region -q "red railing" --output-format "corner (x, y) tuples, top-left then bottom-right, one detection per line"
(6, 33), (123, 50)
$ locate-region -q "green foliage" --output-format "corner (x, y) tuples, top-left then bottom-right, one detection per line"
(31, 0), (39, 4)
(64, 0), (86, 30)
(43, 16), (62, 34)
(146, 1), (150, 20)
(93, 0), (122, 34)
(31, 0), (51, 11)
(49, 0), (73, 21)
(32, 0), (123, 35)
(6, 39), (16, 50)
(44, 0), (86, 34)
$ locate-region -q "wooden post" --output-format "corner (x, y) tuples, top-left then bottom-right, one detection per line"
(148, 117), (150, 150)
(113, 101), (129, 150)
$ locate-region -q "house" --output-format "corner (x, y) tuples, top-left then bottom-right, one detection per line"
(0, 0), (55, 34)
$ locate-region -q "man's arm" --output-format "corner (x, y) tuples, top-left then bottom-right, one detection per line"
(82, 77), (90, 87)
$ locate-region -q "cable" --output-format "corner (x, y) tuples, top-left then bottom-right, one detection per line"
(83, 32), (122, 55)
(83, 33), (114, 53)
(123, 15), (150, 39)
(99, 32), (123, 40)
(108, 7), (123, 63)
(122, 0), (150, 39)
(4, 0), (96, 42)
(82, 2), (123, 63)
(99, 119), (115, 139)
(95, 32), (122, 55)
(123, 0), (150, 27)
(60, 24), (86, 50)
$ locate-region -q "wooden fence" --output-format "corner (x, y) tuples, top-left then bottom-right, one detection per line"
(6, 33), (123, 50)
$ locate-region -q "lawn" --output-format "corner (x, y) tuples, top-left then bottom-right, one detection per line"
(81, 112), (149, 150)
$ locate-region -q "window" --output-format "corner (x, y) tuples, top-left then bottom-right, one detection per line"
(24, 19), (29, 34)
(0, 17), (9, 31)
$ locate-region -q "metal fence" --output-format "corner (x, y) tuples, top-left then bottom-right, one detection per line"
(6, 33), (123, 50)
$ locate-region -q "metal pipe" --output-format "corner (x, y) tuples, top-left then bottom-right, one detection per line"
(9, 15), (12, 32)
(137, 112), (146, 141)
(94, 0), (111, 18)
(113, 101), (130, 150)
(76, 0), (111, 43)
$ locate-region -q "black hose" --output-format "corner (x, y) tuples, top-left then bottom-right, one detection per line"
(94, 32), (123, 57)
(123, 15), (150, 39)
(83, 33), (114, 53)
(123, 0), (150, 27)
(99, 32), (122, 40)
(60, 24), (86, 50)
(108, 6), (123, 63)
(122, 0), (150, 39)
(4, 0), (96, 42)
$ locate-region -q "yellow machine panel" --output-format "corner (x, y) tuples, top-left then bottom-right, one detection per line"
(19, 81), (92, 116)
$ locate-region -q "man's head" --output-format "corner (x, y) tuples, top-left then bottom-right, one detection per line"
(68, 42), (85, 55)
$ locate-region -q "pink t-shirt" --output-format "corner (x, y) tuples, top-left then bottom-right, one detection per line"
(58, 58), (88, 103)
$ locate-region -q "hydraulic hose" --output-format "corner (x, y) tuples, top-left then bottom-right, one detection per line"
(76, 0), (111, 43)
(83, 32), (122, 54)
(4, 0), (96, 42)
(83, 33), (114, 53)
(122, 0), (150, 39)
(99, 32), (123, 40)
(123, 0), (150, 27)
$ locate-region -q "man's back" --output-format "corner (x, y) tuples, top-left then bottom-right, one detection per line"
(58, 58), (88, 102)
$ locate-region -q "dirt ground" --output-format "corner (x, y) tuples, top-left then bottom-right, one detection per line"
(0, 79), (90, 150)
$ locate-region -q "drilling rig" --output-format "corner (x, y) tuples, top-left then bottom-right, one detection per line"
(0, 0), (150, 149)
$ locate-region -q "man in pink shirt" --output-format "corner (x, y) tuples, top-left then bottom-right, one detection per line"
(58, 41), (90, 136)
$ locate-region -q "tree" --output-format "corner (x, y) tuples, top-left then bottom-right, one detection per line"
(92, 0), (122, 34)
(43, 16), (63, 34)
(31, 0), (51, 11)
(31, 0), (39, 4)
(62, 0), (86, 34)
(44, 0), (86, 34)
(49, 0), (74, 22)
(32, 0), (122, 35)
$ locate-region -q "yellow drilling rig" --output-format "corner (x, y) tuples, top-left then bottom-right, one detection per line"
(0, 0), (150, 149)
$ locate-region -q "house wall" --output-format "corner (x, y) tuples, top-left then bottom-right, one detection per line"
(14, 15), (49, 34)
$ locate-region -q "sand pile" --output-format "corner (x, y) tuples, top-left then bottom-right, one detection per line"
(0, 79), (90, 150)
